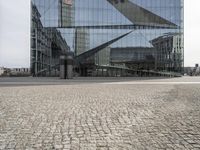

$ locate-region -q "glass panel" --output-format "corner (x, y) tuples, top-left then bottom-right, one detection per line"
(31, 0), (184, 76)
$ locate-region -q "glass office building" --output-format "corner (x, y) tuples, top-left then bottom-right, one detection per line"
(31, 0), (184, 76)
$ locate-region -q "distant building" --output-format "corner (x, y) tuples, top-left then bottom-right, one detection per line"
(74, 28), (90, 56)
(95, 47), (111, 66)
(187, 64), (200, 76)
(10, 68), (30, 76)
(58, 0), (75, 27)
(184, 67), (194, 76)
(0, 67), (11, 76)
(193, 68), (200, 76)
(0, 67), (31, 77)
(0, 67), (5, 76)
(151, 33), (184, 73)
(110, 47), (156, 70)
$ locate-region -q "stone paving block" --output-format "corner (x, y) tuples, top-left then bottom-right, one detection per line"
(0, 81), (200, 149)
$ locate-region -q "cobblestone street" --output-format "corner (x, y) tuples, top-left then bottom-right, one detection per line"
(0, 77), (200, 149)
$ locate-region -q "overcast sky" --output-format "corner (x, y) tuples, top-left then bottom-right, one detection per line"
(0, 0), (199, 67)
(0, 0), (30, 68)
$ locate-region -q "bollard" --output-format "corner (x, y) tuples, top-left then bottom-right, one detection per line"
(60, 55), (66, 79)
(66, 52), (74, 79)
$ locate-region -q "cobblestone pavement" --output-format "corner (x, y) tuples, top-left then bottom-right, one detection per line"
(0, 79), (200, 149)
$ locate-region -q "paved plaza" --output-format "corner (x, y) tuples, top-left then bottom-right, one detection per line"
(0, 77), (200, 149)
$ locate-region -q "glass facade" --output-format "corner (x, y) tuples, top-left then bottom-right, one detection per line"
(31, 0), (184, 76)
